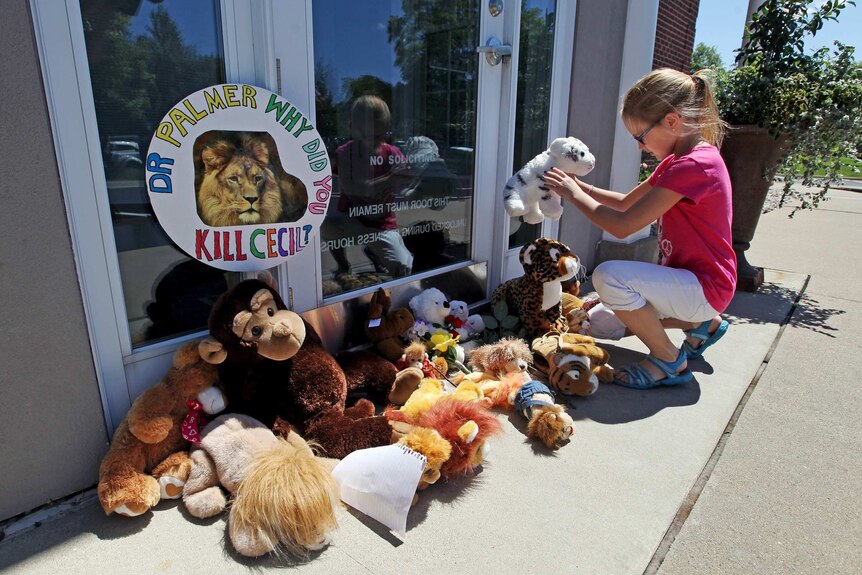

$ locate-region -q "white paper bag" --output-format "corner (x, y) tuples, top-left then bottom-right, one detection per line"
(332, 443), (426, 539)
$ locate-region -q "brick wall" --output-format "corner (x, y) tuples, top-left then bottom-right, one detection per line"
(653, 0), (701, 71)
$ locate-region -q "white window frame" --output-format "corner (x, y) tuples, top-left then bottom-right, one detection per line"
(494, 0), (577, 284)
(30, 0), (575, 433)
(30, 0), (257, 432)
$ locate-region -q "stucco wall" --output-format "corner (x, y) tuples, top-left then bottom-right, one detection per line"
(558, 0), (629, 271)
(0, 0), (108, 523)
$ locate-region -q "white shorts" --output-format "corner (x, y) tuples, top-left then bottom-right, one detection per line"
(587, 260), (720, 340)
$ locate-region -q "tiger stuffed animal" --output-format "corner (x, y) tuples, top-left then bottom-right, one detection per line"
(503, 137), (595, 224)
(491, 237), (583, 337)
(531, 332), (614, 397)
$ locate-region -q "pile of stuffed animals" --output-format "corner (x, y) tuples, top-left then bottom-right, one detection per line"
(97, 233), (611, 562)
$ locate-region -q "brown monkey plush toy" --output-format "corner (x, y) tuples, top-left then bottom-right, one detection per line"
(198, 274), (396, 459)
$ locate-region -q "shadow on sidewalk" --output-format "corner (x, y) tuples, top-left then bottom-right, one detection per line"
(727, 280), (845, 337)
(566, 343), (702, 425)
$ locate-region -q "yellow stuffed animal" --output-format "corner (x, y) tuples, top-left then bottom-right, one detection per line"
(390, 378), (487, 424)
(451, 380), (484, 403)
(397, 378), (445, 422)
(397, 426), (453, 505)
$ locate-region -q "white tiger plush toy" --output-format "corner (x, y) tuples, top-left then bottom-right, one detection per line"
(503, 137), (596, 224)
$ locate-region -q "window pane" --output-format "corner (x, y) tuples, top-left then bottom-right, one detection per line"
(80, 0), (240, 348)
(312, 1), (479, 298)
(508, 0), (556, 248)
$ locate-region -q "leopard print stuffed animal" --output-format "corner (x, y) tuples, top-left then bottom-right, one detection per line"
(491, 237), (582, 337)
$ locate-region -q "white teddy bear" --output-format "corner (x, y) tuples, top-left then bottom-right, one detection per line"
(408, 289), (487, 342)
(408, 288), (451, 341)
(448, 300), (486, 340)
(503, 137), (596, 224)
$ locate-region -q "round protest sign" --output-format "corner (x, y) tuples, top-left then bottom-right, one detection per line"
(146, 84), (332, 271)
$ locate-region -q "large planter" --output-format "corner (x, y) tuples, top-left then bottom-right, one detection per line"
(720, 125), (788, 292)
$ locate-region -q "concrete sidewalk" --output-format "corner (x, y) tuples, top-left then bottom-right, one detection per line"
(657, 188), (862, 575)
(0, 190), (858, 575)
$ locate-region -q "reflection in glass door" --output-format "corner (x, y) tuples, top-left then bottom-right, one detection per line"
(79, 0), (240, 349)
(508, 0), (557, 249)
(311, 1), (480, 298)
(40, 0), (547, 430)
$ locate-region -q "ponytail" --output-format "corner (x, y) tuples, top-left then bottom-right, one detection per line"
(622, 68), (727, 147)
(689, 69), (726, 147)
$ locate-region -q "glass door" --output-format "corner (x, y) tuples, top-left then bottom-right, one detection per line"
(310, 1), (479, 298)
(276, 0), (514, 311)
(34, 0), (258, 432)
(35, 0), (571, 433)
(78, 0), (239, 351)
(507, 0), (559, 250)
(501, 0), (576, 280)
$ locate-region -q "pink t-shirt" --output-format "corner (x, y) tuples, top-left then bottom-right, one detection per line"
(648, 145), (737, 312)
(334, 141), (403, 230)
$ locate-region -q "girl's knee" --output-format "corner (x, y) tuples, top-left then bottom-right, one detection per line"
(590, 260), (644, 311)
(591, 261), (611, 295)
(591, 260), (625, 298)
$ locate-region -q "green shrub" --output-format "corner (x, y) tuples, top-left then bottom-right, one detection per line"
(714, 0), (861, 214)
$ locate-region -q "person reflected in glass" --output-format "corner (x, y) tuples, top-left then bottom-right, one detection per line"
(401, 135), (456, 207)
(324, 95), (413, 278)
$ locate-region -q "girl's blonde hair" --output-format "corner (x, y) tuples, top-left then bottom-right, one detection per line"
(350, 95), (391, 144)
(622, 68), (726, 147)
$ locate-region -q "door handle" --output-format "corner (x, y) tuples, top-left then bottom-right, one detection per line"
(476, 36), (512, 66)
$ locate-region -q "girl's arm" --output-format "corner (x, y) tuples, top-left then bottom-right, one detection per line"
(569, 176), (653, 212)
(544, 167), (681, 239)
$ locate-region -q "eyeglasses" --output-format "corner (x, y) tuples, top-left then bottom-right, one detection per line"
(633, 119), (661, 145)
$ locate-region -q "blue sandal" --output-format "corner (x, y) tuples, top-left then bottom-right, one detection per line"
(682, 319), (729, 360)
(612, 348), (693, 389)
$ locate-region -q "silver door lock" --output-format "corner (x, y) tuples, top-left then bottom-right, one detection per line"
(477, 36), (512, 66)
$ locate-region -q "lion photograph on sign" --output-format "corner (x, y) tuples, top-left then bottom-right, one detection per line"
(193, 131), (308, 227)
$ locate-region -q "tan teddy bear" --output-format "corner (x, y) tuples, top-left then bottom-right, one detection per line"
(456, 337), (533, 407)
(458, 338), (575, 449)
(365, 288), (415, 363)
(467, 336), (532, 378)
(97, 342), (225, 517)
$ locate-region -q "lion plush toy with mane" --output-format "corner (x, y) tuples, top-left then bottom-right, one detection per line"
(195, 132), (307, 227)
(182, 414), (340, 558)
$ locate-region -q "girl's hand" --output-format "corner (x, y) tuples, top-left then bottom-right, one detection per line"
(542, 167), (582, 204)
